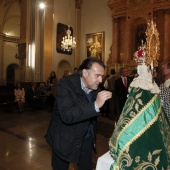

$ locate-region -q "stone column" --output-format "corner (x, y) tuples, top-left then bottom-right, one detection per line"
(125, 17), (131, 62)
(0, 33), (4, 85)
(26, 0), (36, 81)
(112, 18), (119, 63)
(119, 16), (126, 63)
(75, 0), (83, 67)
(43, 0), (53, 81)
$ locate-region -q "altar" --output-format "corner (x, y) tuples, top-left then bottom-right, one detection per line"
(96, 151), (114, 170)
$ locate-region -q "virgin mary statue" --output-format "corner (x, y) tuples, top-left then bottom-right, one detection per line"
(109, 21), (170, 170)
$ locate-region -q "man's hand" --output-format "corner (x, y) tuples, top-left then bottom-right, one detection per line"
(95, 90), (112, 108)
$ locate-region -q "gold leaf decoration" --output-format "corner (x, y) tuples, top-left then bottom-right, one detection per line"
(136, 91), (142, 99)
(137, 99), (143, 105)
(145, 20), (160, 68)
(135, 103), (139, 111)
(148, 151), (152, 162)
(154, 156), (160, 166)
(152, 149), (162, 155)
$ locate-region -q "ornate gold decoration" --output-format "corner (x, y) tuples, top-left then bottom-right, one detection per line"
(145, 20), (160, 68)
(133, 20), (160, 68)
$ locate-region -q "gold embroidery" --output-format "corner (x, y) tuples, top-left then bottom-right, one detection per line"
(117, 104), (161, 164)
(109, 88), (157, 151)
(115, 90), (157, 150)
(109, 88), (170, 169)
(115, 146), (165, 170)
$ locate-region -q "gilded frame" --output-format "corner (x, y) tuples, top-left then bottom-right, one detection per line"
(86, 32), (105, 61)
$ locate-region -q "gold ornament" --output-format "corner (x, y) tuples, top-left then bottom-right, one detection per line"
(145, 20), (160, 69)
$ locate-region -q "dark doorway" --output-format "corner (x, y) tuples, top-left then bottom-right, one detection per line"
(6, 64), (19, 87)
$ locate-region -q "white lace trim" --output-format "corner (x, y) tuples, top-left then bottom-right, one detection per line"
(129, 64), (160, 94)
(129, 79), (160, 94)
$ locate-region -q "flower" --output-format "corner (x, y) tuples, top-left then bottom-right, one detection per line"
(137, 49), (144, 58)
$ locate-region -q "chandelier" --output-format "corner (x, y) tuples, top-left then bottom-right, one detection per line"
(61, 1), (76, 51)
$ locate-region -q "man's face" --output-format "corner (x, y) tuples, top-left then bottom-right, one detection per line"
(121, 68), (129, 77)
(82, 63), (104, 90)
(162, 64), (170, 77)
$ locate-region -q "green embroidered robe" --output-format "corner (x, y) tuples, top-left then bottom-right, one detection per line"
(109, 87), (170, 170)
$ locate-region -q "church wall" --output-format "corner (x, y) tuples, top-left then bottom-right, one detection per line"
(80, 0), (112, 65)
(52, 0), (76, 79)
(107, 0), (170, 72)
(3, 42), (19, 80)
(0, 1), (20, 85)
(3, 0), (169, 84)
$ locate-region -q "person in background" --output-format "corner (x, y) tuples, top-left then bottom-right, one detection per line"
(103, 68), (117, 118)
(73, 67), (78, 74)
(159, 62), (170, 121)
(154, 65), (163, 87)
(14, 82), (25, 113)
(47, 71), (58, 111)
(45, 79), (52, 109)
(114, 67), (132, 121)
(45, 57), (112, 170)
(37, 83), (46, 108)
(130, 69), (138, 79)
(27, 82), (39, 110)
(98, 73), (108, 116)
(37, 83), (46, 96)
(60, 69), (71, 80)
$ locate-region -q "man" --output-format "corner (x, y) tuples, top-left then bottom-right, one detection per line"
(103, 68), (117, 117)
(159, 62), (170, 121)
(27, 82), (39, 110)
(46, 57), (112, 170)
(115, 67), (132, 121)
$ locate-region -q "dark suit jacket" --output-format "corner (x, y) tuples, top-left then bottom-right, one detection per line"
(46, 74), (99, 163)
(115, 76), (132, 114)
(27, 87), (38, 102)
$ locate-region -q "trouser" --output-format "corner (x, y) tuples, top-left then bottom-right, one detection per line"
(52, 137), (93, 170)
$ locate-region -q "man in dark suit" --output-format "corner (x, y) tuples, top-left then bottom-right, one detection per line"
(46, 57), (112, 170)
(27, 82), (40, 110)
(104, 68), (117, 117)
(115, 67), (132, 121)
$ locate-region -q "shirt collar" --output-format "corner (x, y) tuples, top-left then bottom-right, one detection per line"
(164, 79), (170, 88)
(121, 76), (126, 79)
(80, 77), (92, 94)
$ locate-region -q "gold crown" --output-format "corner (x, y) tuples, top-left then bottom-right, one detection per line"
(133, 41), (146, 65)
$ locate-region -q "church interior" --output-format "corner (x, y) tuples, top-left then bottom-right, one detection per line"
(0, 0), (170, 169)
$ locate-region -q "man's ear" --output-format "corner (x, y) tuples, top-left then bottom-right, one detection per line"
(82, 69), (88, 78)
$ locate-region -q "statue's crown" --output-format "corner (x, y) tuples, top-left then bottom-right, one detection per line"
(133, 41), (146, 65)
(133, 20), (160, 69)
